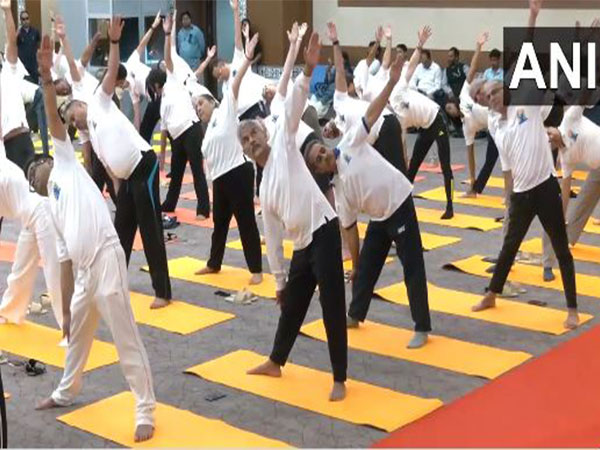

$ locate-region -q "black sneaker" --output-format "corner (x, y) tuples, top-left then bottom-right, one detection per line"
(162, 215), (179, 230)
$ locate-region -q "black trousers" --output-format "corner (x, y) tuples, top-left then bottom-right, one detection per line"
(90, 151), (117, 204)
(407, 112), (454, 209)
(348, 196), (431, 332)
(139, 98), (162, 144)
(114, 150), (172, 300)
(207, 162), (262, 273)
(4, 132), (35, 174)
(161, 122), (210, 217)
(490, 176), (576, 308)
(270, 218), (348, 382)
(472, 134), (499, 194)
(373, 114), (407, 176)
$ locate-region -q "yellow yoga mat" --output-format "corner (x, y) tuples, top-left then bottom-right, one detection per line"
(130, 292), (234, 335)
(415, 207), (502, 231)
(479, 177), (581, 194)
(300, 319), (531, 379)
(445, 254), (600, 298)
(356, 223), (461, 250)
(148, 257), (277, 299)
(375, 282), (593, 335)
(520, 238), (600, 265)
(557, 169), (588, 181)
(417, 186), (505, 210)
(584, 218), (600, 235)
(226, 239), (393, 271)
(57, 391), (289, 448)
(0, 321), (118, 371)
(186, 350), (442, 432)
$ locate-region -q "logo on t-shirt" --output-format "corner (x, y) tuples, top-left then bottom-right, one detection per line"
(400, 101), (410, 109)
(339, 114), (346, 123)
(466, 103), (474, 112)
(52, 183), (61, 200)
(568, 130), (578, 142)
(343, 153), (352, 164)
(271, 115), (278, 123)
(516, 109), (528, 125)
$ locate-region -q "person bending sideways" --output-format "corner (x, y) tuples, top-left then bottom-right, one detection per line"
(32, 34), (156, 443)
(239, 32), (348, 401)
(305, 23), (431, 349)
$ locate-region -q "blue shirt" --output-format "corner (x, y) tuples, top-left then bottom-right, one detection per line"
(483, 67), (503, 82)
(177, 25), (205, 70)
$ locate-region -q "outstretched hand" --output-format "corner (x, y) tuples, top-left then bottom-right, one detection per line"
(230, 0), (239, 10)
(375, 25), (383, 43)
(298, 22), (308, 40)
(163, 13), (173, 34)
(0, 0), (11, 10)
(529, 0), (542, 16)
(383, 24), (392, 40)
(55, 16), (66, 40)
(37, 35), (54, 81)
(287, 22), (299, 43)
(152, 10), (162, 29)
(417, 25), (432, 47)
(245, 33), (260, 61)
(326, 22), (338, 43)
(207, 45), (217, 60)
(304, 32), (322, 70)
(476, 31), (489, 48)
(107, 15), (124, 42)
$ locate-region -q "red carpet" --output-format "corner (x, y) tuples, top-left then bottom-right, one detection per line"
(375, 324), (600, 448)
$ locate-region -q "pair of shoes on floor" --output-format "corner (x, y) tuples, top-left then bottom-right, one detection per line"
(162, 215), (179, 230)
(543, 267), (556, 282)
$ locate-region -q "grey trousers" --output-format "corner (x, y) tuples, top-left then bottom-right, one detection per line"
(542, 168), (600, 267)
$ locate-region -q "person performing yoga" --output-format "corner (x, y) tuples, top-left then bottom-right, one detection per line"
(240, 32), (348, 401)
(304, 22), (432, 349)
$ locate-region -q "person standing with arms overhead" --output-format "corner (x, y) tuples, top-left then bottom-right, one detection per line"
(176, 11), (205, 71)
(32, 34), (156, 442)
(17, 9), (40, 84)
(61, 16), (172, 309)
(242, 32), (348, 402)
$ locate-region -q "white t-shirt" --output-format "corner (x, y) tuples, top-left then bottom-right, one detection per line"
(201, 84), (247, 181)
(66, 60), (99, 102)
(460, 81), (489, 146)
(170, 50), (212, 101)
(559, 106), (600, 177)
(334, 116), (413, 228)
(390, 64), (439, 130)
(353, 58), (381, 95)
(494, 106), (555, 193)
(361, 66), (389, 102)
(124, 50), (151, 105)
(47, 137), (120, 269)
(51, 52), (70, 80)
(20, 78), (38, 104)
(487, 110), (510, 171)
(230, 48), (269, 116)
(1, 62), (29, 137)
(267, 92), (314, 152)
(80, 88), (149, 179)
(160, 69), (198, 140)
(261, 74), (337, 290)
(333, 90), (392, 145)
(0, 143), (41, 228)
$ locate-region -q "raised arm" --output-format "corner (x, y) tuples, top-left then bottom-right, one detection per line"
(326, 22), (347, 93)
(292, 22), (308, 61)
(163, 13), (175, 73)
(276, 22), (299, 98)
(38, 35), (67, 141)
(80, 31), (102, 68)
(55, 16), (82, 83)
(101, 16), (124, 96)
(136, 11), (162, 57)
(195, 45), (216, 79)
(232, 33), (259, 100)
(382, 25), (392, 70)
(231, 0), (243, 51)
(1, 0), (18, 64)
(467, 32), (489, 84)
(364, 54), (402, 129)
(365, 26), (383, 68)
(404, 26), (432, 84)
(528, 0), (542, 28)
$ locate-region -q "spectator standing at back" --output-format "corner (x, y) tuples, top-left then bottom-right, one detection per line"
(483, 48), (503, 81)
(176, 11), (206, 70)
(17, 10), (40, 83)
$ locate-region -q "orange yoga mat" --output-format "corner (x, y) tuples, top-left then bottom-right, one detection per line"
(0, 241), (42, 266)
(374, 324), (600, 448)
(418, 162), (465, 173)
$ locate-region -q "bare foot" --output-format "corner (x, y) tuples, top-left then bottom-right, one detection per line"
(472, 292), (496, 312)
(249, 273), (263, 285)
(35, 396), (62, 410)
(150, 297), (170, 309)
(329, 382), (346, 401)
(134, 424), (155, 443)
(195, 266), (219, 276)
(564, 308), (580, 329)
(260, 236), (266, 245)
(247, 359), (282, 377)
(460, 191), (477, 199)
(593, 218), (600, 226)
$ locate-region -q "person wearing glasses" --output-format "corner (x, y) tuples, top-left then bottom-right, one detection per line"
(17, 9), (40, 84)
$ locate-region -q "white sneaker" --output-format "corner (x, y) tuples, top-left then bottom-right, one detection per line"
(58, 337), (68, 348)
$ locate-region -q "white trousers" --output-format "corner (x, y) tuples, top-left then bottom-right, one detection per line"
(51, 243), (156, 427)
(0, 200), (62, 326)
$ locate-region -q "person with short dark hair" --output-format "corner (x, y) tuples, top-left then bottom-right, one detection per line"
(353, 28), (383, 98)
(17, 8), (40, 84)
(484, 48), (503, 81)
(176, 10), (206, 70)
(410, 49), (443, 103)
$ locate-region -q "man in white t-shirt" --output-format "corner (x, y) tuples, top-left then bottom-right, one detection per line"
(61, 17), (172, 310)
(305, 49), (431, 349)
(542, 106), (600, 279)
(31, 35), (156, 442)
(471, 80), (579, 329)
(240, 33), (348, 402)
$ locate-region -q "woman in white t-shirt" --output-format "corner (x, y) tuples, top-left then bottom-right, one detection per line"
(193, 34), (263, 284)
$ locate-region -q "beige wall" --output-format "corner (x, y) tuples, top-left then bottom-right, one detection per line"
(313, 0), (599, 50)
